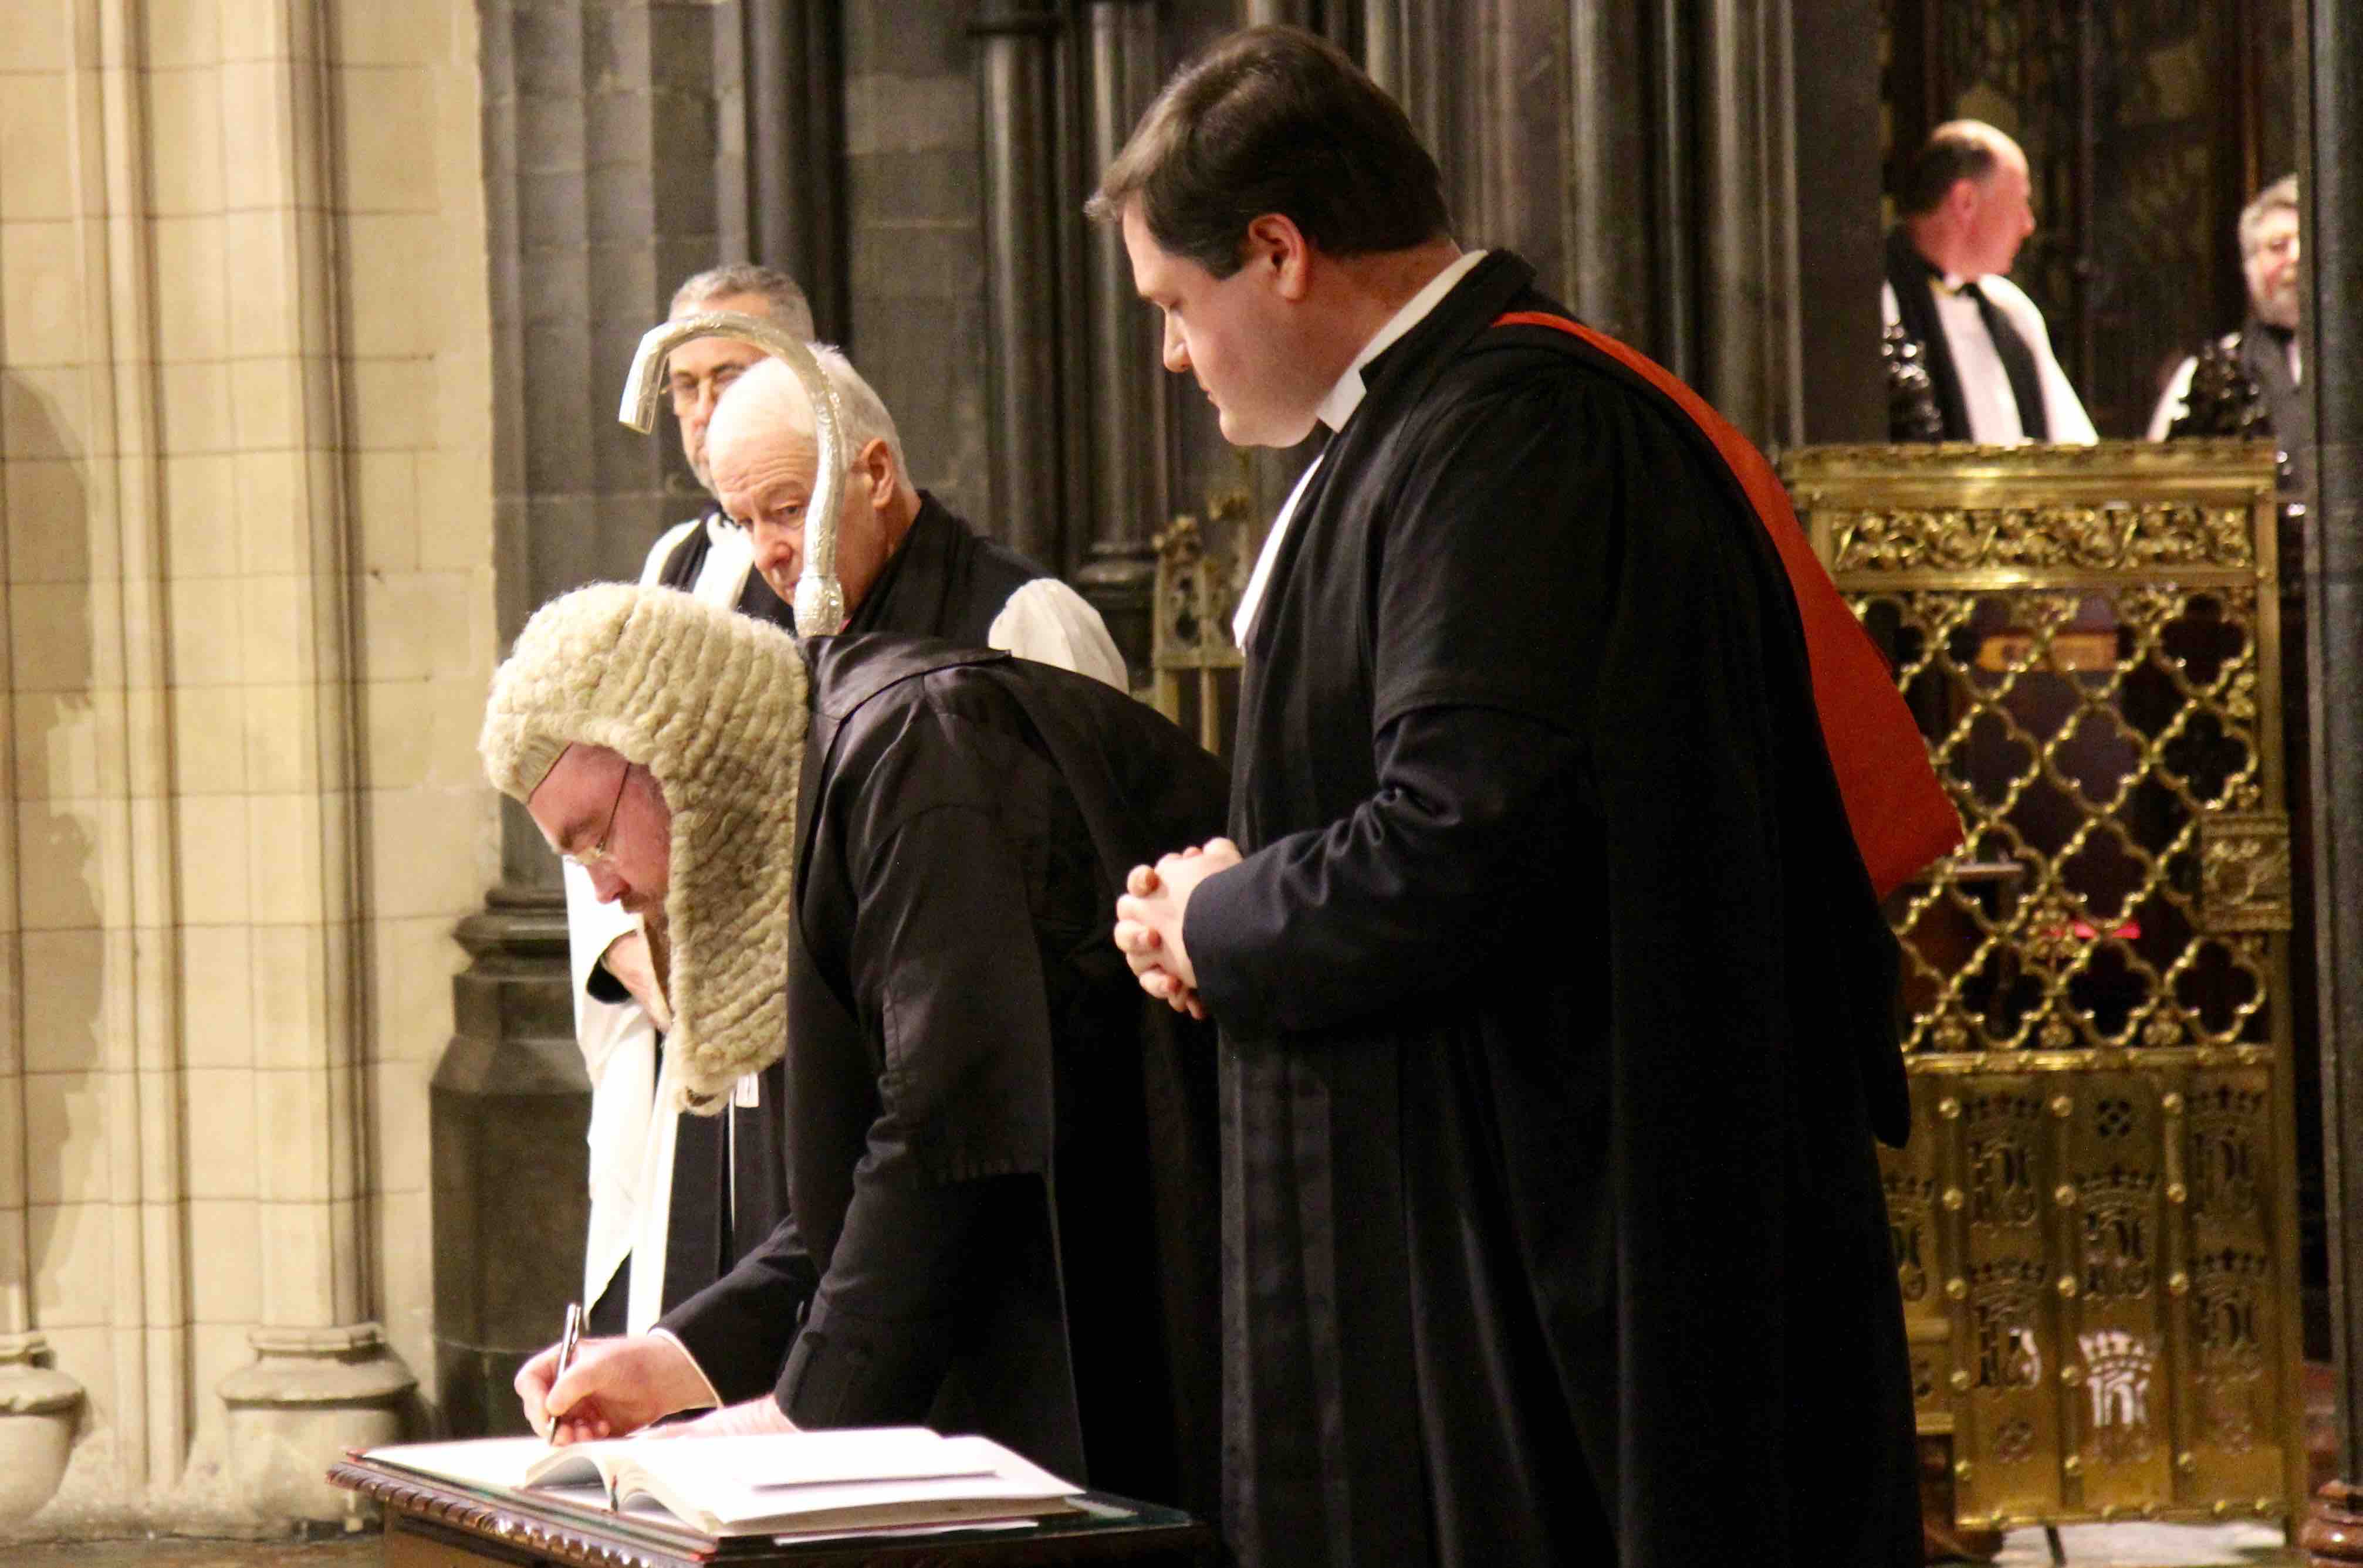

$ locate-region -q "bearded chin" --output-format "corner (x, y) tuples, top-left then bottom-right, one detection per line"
(2258, 280), (2301, 331)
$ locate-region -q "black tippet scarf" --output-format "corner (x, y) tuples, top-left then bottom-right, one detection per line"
(1884, 227), (2048, 441)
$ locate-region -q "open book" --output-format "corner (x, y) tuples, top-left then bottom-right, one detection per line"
(363, 1426), (1084, 1539)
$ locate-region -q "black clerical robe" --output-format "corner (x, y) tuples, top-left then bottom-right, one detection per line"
(591, 495), (1086, 1331)
(661, 636), (1226, 1513)
(1184, 251), (1921, 1567)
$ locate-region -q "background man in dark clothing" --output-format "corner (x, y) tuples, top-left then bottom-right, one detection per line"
(2148, 173), (2307, 492)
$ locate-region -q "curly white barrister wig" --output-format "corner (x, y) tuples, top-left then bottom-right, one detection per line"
(479, 584), (806, 1113)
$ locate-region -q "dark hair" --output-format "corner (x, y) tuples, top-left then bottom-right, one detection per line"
(1896, 129), (2000, 218)
(1085, 25), (1449, 277)
(669, 263), (817, 339)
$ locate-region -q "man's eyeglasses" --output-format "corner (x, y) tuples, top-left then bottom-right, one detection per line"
(563, 760), (633, 869)
(669, 362), (751, 414)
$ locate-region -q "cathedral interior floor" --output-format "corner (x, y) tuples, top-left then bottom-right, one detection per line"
(0, 1522), (2301, 1567)
(1, 1536), (378, 1566)
(1990, 1521), (2296, 1565)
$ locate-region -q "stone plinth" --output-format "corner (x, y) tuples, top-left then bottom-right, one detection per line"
(0, 1335), (83, 1524)
(217, 1325), (414, 1524)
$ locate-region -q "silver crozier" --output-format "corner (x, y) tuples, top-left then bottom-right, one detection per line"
(617, 311), (848, 636)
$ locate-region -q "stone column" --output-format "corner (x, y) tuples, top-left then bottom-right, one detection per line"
(204, 0), (414, 1523)
(1565, 2), (1652, 344)
(1787, 0), (1883, 443)
(0, 337), (80, 1526)
(1073, 0), (1163, 669)
(3, 0), (492, 1536)
(1242, 0), (1312, 29)
(974, 0), (1068, 571)
(745, 0), (848, 335)
(2297, 0), (2363, 1554)
(1694, 0), (1799, 448)
(442, 0), (762, 1436)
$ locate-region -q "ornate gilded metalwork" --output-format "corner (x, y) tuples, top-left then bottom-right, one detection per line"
(1148, 485), (1258, 755)
(2199, 812), (2294, 932)
(1784, 441), (2300, 1530)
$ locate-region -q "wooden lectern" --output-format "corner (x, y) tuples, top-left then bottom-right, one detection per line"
(329, 1455), (1217, 1568)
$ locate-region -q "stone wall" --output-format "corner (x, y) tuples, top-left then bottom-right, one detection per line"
(0, 0), (493, 1535)
(841, 0), (992, 523)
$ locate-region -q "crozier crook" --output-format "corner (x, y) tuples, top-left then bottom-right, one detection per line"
(617, 311), (848, 636)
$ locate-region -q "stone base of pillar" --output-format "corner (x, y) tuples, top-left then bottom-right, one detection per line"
(433, 885), (588, 1439)
(0, 1333), (83, 1524)
(2305, 1480), (2363, 1564)
(218, 1323), (414, 1525)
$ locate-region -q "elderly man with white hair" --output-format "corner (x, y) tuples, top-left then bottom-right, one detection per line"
(706, 352), (1123, 676)
(572, 309), (1124, 1344)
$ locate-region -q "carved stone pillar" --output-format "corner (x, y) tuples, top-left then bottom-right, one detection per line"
(0, 458), (79, 1521)
(974, 0), (1069, 573)
(1788, 0), (1884, 442)
(1073, 0), (1164, 670)
(0, 1336), (78, 1523)
(1693, 0), (1797, 447)
(2301, 0), (2363, 1553)
(446, 0), (755, 1437)
(1566, 2), (1652, 344)
(431, 896), (582, 1438)
(206, 0), (417, 1522)
(743, 0), (848, 336)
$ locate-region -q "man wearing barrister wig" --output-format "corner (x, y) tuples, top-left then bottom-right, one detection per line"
(486, 583), (1222, 1512)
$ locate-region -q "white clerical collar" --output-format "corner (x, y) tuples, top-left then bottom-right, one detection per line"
(1311, 248), (1489, 432)
(1231, 248), (1488, 647)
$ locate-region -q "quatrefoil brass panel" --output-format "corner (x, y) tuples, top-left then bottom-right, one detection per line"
(1784, 441), (2300, 1536)
(2197, 812), (2294, 932)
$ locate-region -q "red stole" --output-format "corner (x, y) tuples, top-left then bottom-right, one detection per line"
(1493, 311), (1961, 898)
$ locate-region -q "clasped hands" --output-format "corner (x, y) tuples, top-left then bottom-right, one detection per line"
(1113, 838), (1242, 1020)
(516, 1332), (794, 1445)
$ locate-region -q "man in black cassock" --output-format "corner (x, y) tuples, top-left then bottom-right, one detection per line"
(573, 347), (1125, 1342)
(1100, 26), (1938, 1568)
(487, 585), (1221, 1513)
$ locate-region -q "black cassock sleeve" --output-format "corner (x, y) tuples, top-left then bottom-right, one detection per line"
(661, 793), (1056, 1417)
(655, 1212), (817, 1404)
(1186, 374), (1622, 1037)
(1186, 705), (1581, 1037)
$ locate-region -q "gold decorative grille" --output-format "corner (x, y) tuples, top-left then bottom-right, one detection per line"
(1786, 441), (2301, 1532)
(1148, 492), (1256, 756)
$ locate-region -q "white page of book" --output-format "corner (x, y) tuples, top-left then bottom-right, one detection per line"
(648, 1428), (1000, 1491)
(672, 1466), (1078, 1528)
(366, 1436), (549, 1492)
(364, 1428), (1081, 1531)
